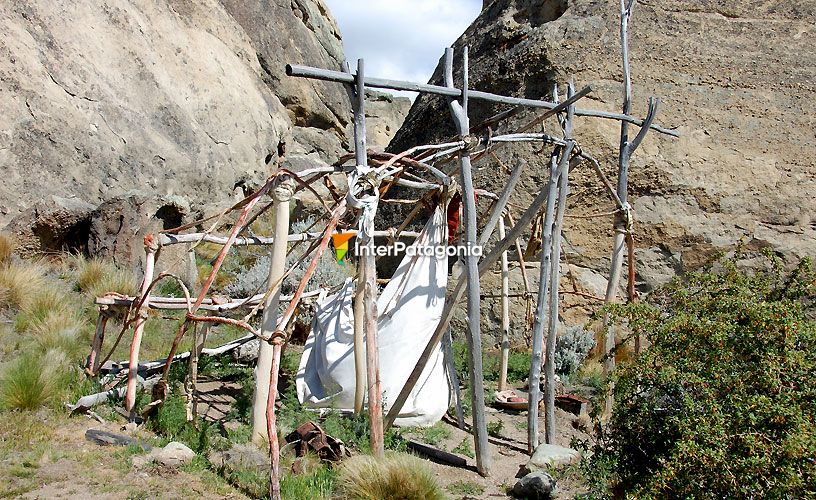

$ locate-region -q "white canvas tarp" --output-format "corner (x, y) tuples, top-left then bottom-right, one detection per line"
(296, 205), (450, 427)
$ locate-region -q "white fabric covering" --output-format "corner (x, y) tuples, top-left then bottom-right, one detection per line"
(296, 205), (450, 427)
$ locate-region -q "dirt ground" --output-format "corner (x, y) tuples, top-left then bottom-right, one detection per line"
(404, 402), (591, 499)
(0, 409), (245, 499)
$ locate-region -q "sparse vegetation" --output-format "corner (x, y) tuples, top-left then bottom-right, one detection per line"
(415, 421), (451, 448)
(452, 438), (474, 458)
(486, 419), (504, 438)
(338, 453), (446, 500)
(72, 256), (137, 298)
(447, 479), (484, 496)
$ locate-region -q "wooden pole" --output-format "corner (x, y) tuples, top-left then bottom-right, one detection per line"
(602, 0), (660, 415)
(285, 64), (677, 137)
(544, 84), (576, 444)
(442, 326), (465, 428)
(353, 59), (385, 457)
(497, 216), (511, 393)
(125, 235), (157, 417)
(383, 156), (575, 433)
(87, 307), (109, 375)
(527, 153), (559, 452)
(352, 276), (366, 414)
(252, 175), (295, 444)
(444, 46), (490, 476)
(186, 318), (210, 423)
(507, 212), (534, 330)
(351, 58), (367, 416)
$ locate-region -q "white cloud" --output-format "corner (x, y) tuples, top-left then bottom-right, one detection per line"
(323, 0), (482, 98)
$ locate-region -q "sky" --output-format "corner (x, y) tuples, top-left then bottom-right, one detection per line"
(323, 0), (483, 98)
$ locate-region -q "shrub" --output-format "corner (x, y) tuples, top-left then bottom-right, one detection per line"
(602, 257), (816, 498)
(0, 350), (69, 410)
(225, 216), (350, 299)
(338, 453), (446, 500)
(554, 325), (595, 375)
(487, 419), (504, 438)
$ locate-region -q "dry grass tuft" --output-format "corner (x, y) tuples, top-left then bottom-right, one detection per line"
(0, 233), (14, 266)
(0, 260), (49, 311)
(338, 453), (446, 500)
(72, 256), (137, 298)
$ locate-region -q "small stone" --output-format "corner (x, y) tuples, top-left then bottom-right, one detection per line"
(122, 422), (139, 433)
(232, 339), (260, 363)
(208, 443), (267, 473)
(512, 471), (556, 499)
(527, 443), (580, 471)
(152, 441), (195, 467)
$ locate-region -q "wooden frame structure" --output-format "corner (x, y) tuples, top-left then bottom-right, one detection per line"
(81, 3), (674, 496)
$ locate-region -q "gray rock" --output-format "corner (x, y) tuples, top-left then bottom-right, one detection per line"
(363, 90), (411, 150)
(0, 0), (353, 261)
(512, 471), (556, 499)
(209, 443), (267, 473)
(151, 441), (196, 468)
(232, 338), (261, 363)
(387, 0), (816, 321)
(5, 196), (96, 256)
(87, 192), (195, 280)
(527, 443), (580, 471)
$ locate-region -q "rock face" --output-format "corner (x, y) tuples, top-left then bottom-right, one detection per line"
(0, 0), (352, 252)
(389, 0), (816, 296)
(363, 91), (412, 150)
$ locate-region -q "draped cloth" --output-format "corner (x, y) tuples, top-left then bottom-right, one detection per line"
(296, 205), (450, 427)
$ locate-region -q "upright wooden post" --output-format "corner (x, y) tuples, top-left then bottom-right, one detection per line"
(497, 216), (511, 392)
(353, 275), (366, 414)
(444, 46), (490, 476)
(351, 59), (367, 416)
(544, 84), (576, 444)
(352, 58), (385, 457)
(252, 175), (295, 445)
(87, 306), (109, 375)
(602, 0), (659, 415)
(528, 153), (559, 452)
(126, 235), (157, 418)
(442, 326), (465, 429)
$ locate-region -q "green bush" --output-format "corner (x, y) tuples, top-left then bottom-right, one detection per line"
(0, 351), (72, 410)
(602, 258), (816, 498)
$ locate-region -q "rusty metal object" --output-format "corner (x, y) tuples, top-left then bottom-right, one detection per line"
(284, 421), (349, 463)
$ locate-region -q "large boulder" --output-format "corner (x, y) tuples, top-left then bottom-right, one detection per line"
(0, 0), (353, 257)
(219, 0), (353, 161)
(388, 0), (816, 295)
(363, 90), (412, 150)
(4, 195), (95, 256)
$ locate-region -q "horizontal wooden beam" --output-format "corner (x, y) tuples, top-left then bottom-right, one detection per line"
(286, 64), (678, 137)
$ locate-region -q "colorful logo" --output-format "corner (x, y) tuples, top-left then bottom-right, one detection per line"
(331, 232), (356, 264)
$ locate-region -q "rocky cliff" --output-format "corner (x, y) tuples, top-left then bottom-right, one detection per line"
(0, 0), (356, 254)
(390, 0), (815, 293)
